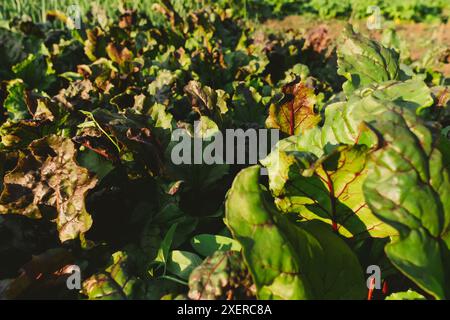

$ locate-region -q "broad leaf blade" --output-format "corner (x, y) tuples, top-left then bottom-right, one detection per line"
(362, 103), (450, 299)
(191, 234), (242, 257)
(225, 166), (366, 300)
(262, 145), (396, 238)
(167, 250), (202, 281)
(337, 25), (399, 95)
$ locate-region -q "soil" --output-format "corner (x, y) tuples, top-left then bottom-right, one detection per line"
(263, 15), (450, 76)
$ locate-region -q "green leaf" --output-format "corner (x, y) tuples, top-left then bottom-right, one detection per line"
(262, 145), (396, 238)
(385, 290), (426, 300)
(230, 82), (268, 127)
(142, 278), (185, 300)
(167, 250), (203, 280)
(84, 27), (108, 62)
(269, 80), (434, 160)
(77, 148), (115, 180)
(363, 103), (450, 299)
(225, 166), (366, 299)
(12, 54), (56, 91)
(337, 25), (399, 95)
(165, 116), (229, 191)
(148, 103), (175, 146)
(154, 223), (178, 272)
(188, 251), (254, 300)
(83, 251), (144, 300)
(0, 119), (43, 150)
(0, 28), (28, 79)
(149, 103), (174, 131)
(0, 135), (97, 242)
(86, 108), (165, 175)
(369, 80), (434, 115)
(147, 69), (180, 107)
(191, 234), (242, 257)
(3, 80), (30, 121)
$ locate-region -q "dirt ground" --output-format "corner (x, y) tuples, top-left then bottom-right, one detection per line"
(263, 15), (450, 76)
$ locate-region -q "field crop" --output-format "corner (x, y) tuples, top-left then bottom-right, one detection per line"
(0, 0), (449, 300)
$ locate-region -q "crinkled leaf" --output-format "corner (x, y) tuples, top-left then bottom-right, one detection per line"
(106, 43), (133, 66)
(0, 135), (97, 242)
(84, 27), (108, 62)
(184, 81), (229, 124)
(55, 79), (99, 111)
(147, 69), (181, 106)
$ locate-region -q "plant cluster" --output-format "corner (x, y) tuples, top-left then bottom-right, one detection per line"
(1, 0), (449, 24)
(0, 1), (449, 300)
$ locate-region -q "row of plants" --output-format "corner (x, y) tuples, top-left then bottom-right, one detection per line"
(0, 1), (449, 299)
(1, 0), (449, 24)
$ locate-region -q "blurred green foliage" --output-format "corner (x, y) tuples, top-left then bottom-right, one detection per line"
(1, 0), (449, 23)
